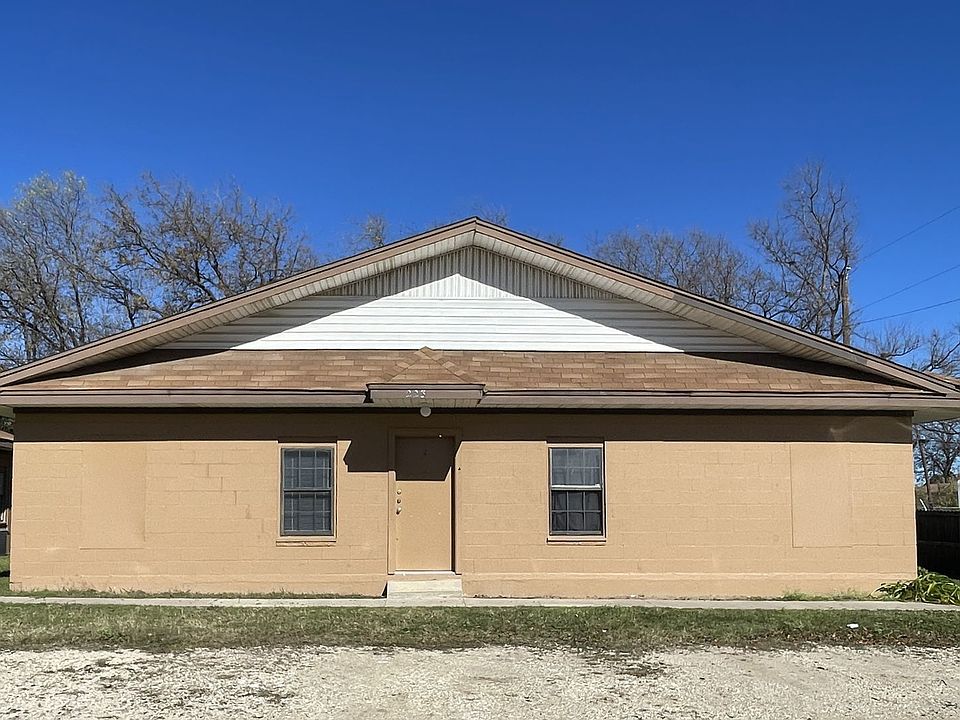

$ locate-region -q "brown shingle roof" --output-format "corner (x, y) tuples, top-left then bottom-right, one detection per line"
(10, 348), (916, 394)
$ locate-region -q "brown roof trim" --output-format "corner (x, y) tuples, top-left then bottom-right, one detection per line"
(0, 216), (955, 398)
(2, 387), (954, 413)
(0, 389), (368, 408)
(480, 391), (954, 412)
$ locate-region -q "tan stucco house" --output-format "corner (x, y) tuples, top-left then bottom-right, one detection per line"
(1, 218), (958, 597)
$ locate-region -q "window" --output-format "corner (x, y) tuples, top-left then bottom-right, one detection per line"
(0, 463), (9, 529)
(549, 446), (604, 536)
(281, 447), (334, 536)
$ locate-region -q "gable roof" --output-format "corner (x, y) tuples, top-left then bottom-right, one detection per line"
(0, 217), (955, 399)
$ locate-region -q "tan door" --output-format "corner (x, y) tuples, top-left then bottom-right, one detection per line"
(394, 435), (455, 571)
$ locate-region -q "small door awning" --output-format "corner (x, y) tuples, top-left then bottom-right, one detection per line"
(366, 383), (485, 408)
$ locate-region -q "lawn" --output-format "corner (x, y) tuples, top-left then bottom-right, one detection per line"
(0, 604), (959, 652)
(2, 553), (958, 652)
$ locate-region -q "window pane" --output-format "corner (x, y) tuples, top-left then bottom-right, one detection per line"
(551, 492), (567, 511)
(583, 447), (602, 468)
(567, 491), (583, 511)
(549, 448), (566, 485)
(584, 491), (602, 511)
(551, 511), (567, 532)
(568, 512), (585, 532)
(583, 465), (601, 486)
(550, 447), (603, 487)
(584, 511), (602, 532)
(282, 490), (333, 535)
(283, 449), (333, 490)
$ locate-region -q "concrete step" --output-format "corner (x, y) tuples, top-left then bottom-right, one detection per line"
(386, 575), (463, 599)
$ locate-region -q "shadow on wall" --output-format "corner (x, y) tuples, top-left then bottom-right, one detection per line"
(12, 408), (914, 477)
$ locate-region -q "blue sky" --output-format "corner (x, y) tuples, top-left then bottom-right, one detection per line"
(1, 1), (958, 336)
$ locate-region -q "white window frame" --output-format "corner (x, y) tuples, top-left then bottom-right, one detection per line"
(279, 444), (337, 538)
(547, 442), (605, 538)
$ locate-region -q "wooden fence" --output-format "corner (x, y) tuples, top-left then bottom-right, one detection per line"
(916, 509), (960, 578)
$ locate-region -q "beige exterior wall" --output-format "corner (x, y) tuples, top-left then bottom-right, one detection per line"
(10, 410), (916, 597)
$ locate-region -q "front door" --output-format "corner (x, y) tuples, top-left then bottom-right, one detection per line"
(393, 435), (455, 571)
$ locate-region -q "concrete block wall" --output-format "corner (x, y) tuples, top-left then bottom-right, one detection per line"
(9, 410), (917, 597)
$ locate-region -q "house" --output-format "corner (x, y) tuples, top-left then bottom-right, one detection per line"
(0, 430), (10, 555)
(1, 218), (958, 598)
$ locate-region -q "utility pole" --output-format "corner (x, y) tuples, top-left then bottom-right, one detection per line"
(840, 264), (853, 345)
(917, 428), (933, 507)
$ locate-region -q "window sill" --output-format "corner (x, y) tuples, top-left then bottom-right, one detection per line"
(547, 535), (606, 545)
(276, 537), (337, 547)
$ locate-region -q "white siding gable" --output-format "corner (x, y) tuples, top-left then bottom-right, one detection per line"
(166, 274), (770, 353)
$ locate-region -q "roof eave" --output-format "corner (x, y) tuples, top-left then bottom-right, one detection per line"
(0, 389), (369, 408)
(3, 388), (957, 416)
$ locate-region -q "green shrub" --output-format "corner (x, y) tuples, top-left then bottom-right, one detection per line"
(877, 568), (960, 605)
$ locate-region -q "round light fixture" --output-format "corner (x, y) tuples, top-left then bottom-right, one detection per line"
(419, 406), (432, 418)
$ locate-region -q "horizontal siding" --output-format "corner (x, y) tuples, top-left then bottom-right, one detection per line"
(324, 247), (616, 299)
(166, 275), (770, 353)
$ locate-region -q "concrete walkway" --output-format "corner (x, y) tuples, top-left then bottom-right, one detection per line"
(0, 594), (957, 611)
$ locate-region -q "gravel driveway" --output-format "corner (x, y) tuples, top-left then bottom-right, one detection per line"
(1, 645), (958, 719)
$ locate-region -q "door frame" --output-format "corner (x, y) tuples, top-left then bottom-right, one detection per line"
(387, 427), (461, 575)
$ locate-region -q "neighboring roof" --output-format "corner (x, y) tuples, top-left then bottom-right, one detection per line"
(0, 430), (11, 451)
(0, 217), (957, 420)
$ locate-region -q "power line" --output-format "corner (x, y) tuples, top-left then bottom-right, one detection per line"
(860, 204), (960, 263)
(860, 296), (960, 324)
(859, 260), (960, 310)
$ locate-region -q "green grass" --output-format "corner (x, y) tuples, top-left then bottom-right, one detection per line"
(777, 589), (881, 601)
(0, 605), (958, 652)
(0, 556), (368, 599)
(1, 554), (957, 652)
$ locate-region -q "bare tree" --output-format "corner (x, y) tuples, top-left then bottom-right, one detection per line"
(0, 173), (120, 366)
(592, 228), (768, 309)
(471, 203), (509, 226)
(749, 162), (859, 343)
(103, 175), (317, 318)
(865, 322), (960, 506)
(345, 213), (390, 253)
(0, 172), (317, 369)
(915, 423), (960, 507)
(862, 322), (960, 376)
(593, 163), (860, 345)
(858, 322), (926, 363)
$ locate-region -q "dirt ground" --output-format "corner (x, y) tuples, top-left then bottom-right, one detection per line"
(1, 645), (958, 719)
